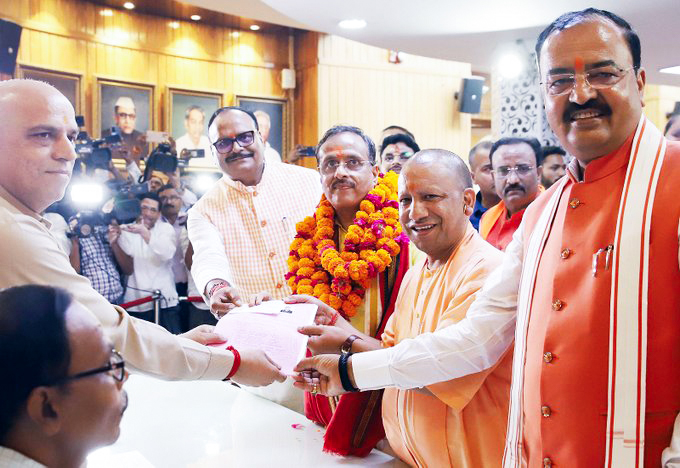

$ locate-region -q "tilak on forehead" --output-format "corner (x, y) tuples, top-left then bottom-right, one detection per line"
(574, 57), (585, 72)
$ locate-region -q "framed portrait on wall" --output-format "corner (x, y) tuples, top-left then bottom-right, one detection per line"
(166, 87), (222, 162)
(96, 78), (154, 162)
(17, 65), (82, 114)
(235, 95), (288, 159)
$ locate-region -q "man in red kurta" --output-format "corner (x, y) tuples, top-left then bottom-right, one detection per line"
(480, 137), (543, 251)
(295, 8), (680, 467)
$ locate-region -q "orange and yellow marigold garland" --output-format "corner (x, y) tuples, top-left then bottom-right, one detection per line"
(286, 172), (409, 319)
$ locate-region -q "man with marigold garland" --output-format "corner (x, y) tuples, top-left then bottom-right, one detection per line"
(282, 125), (410, 456)
(291, 150), (511, 466)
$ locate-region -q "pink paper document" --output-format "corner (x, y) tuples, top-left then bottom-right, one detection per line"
(212, 301), (317, 375)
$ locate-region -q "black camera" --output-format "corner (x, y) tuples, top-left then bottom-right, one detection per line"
(75, 127), (123, 171)
(68, 211), (104, 238)
(146, 143), (178, 173)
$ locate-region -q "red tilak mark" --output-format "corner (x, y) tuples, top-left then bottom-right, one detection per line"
(574, 57), (585, 72)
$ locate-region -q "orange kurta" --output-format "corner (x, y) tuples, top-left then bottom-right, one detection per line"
(381, 225), (512, 467)
(520, 135), (680, 467)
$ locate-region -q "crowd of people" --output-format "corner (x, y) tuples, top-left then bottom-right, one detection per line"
(1, 7), (679, 468)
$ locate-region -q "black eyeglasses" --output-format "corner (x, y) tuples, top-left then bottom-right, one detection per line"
(212, 131), (255, 154)
(49, 349), (126, 386)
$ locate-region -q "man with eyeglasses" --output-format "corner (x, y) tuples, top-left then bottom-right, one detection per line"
(103, 96), (148, 165)
(479, 137), (543, 251)
(291, 9), (680, 466)
(278, 125), (411, 456)
(378, 132), (420, 175)
(188, 106), (321, 410)
(0, 285), (128, 468)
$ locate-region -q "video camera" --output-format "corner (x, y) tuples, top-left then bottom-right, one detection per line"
(74, 117), (123, 172)
(67, 198), (141, 239)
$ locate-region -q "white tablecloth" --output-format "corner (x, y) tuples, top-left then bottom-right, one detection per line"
(86, 374), (406, 468)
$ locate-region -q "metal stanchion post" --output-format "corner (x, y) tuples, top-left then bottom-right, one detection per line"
(153, 289), (161, 324)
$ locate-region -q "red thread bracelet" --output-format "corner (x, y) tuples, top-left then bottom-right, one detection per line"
(329, 312), (339, 326)
(226, 346), (241, 380)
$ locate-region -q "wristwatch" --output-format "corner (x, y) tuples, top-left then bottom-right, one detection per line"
(340, 334), (361, 355)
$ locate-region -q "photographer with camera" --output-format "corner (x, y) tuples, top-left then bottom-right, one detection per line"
(117, 192), (180, 333)
(68, 216), (131, 304)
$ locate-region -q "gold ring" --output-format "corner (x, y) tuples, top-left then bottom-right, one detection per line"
(311, 383), (318, 395)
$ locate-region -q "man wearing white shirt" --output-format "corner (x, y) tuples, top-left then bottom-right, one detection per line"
(254, 110), (282, 164)
(175, 105), (212, 158)
(118, 192), (180, 333)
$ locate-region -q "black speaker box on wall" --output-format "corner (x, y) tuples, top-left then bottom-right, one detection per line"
(0, 19), (22, 75)
(458, 77), (485, 114)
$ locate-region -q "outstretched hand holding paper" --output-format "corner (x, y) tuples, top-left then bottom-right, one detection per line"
(211, 300), (317, 376)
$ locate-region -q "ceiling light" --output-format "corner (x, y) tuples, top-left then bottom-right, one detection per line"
(169, 21), (179, 29)
(231, 31), (241, 38)
(99, 9), (113, 16)
(123, 2), (135, 9)
(338, 19), (367, 30)
(498, 52), (524, 79)
(249, 24), (260, 31)
(660, 66), (680, 75)
(190, 15), (201, 21)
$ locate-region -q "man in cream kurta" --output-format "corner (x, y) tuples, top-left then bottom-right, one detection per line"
(0, 79), (286, 387)
(189, 106), (321, 411)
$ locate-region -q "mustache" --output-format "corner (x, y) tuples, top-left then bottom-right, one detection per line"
(224, 151), (254, 162)
(563, 99), (611, 121)
(504, 184), (525, 195)
(332, 178), (355, 189)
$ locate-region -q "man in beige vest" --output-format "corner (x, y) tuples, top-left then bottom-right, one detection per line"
(188, 106), (321, 411)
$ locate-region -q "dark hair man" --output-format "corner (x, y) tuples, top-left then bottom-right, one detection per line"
(479, 137), (542, 251)
(379, 133), (420, 174)
(0, 285), (128, 467)
(293, 9), (680, 466)
(0, 79), (285, 388)
(175, 105), (211, 157)
(540, 145), (568, 188)
(188, 106), (320, 410)
(468, 140), (501, 230)
(102, 96), (148, 164)
(117, 192), (180, 333)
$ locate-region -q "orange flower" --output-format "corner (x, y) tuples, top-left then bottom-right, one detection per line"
(287, 173), (406, 320)
(360, 200), (376, 214)
(298, 285), (314, 295)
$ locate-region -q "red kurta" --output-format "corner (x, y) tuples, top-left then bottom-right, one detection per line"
(520, 134), (680, 467)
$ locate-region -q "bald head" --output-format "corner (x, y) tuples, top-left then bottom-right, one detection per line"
(404, 149), (473, 190)
(398, 148), (476, 265)
(0, 79), (78, 213)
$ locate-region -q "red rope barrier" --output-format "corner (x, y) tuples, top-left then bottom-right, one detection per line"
(120, 295), (155, 309)
(178, 296), (205, 303)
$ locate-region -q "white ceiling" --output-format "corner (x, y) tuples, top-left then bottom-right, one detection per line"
(187, 0), (680, 86)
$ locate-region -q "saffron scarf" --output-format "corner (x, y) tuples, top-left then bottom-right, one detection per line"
(503, 115), (667, 468)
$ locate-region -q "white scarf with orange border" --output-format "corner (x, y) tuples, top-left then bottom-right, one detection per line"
(503, 115), (667, 468)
